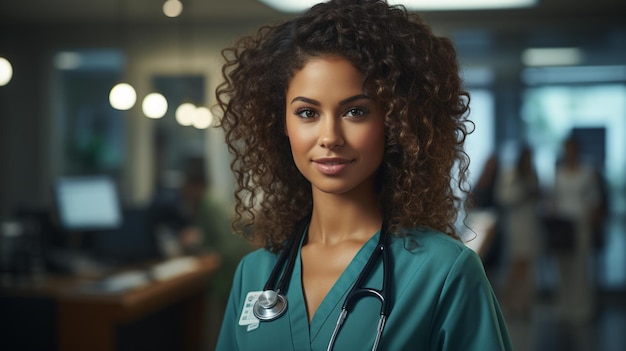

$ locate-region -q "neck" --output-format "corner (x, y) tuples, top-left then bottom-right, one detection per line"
(307, 188), (382, 246)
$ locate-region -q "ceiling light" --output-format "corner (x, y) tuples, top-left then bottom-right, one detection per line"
(521, 47), (584, 67)
(109, 83), (137, 110)
(142, 93), (168, 118)
(176, 102), (196, 126)
(193, 106), (214, 129)
(258, 0), (536, 12)
(0, 57), (13, 86)
(54, 52), (82, 70)
(163, 0), (183, 18)
(521, 65), (626, 85)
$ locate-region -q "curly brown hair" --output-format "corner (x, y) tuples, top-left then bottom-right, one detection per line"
(216, 0), (471, 251)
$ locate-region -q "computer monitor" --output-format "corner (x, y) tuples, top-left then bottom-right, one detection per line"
(53, 175), (123, 232)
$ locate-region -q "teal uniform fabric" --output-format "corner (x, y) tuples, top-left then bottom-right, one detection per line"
(216, 228), (512, 350)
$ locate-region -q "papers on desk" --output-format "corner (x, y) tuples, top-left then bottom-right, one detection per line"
(73, 269), (151, 294)
(101, 270), (151, 292)
(72, 256), (200, 294)
(150, 256), (199, 282)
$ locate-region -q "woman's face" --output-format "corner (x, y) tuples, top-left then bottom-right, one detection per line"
(285, 56), (386, 196)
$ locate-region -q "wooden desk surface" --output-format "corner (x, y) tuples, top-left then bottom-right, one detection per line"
(2, 253), (221, 351)
(57, 254), (221, 320)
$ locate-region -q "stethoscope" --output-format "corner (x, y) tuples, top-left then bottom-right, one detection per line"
(253, 218), (392, 351)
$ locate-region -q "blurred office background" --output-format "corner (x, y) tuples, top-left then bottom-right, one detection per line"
(1, 0), (625, 350)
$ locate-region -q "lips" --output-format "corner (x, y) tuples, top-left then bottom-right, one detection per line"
(312, 157), (352, 175)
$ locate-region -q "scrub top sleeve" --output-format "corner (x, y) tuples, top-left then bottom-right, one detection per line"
(431, 249), (512, 351)
(215, 258), (246, 351)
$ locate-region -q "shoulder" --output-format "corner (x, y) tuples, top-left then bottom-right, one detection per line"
(390, 228), (485, 281)
(237, 247), (279, 271)
(229, 247), (281, 295)
(391, 228), (473, 260)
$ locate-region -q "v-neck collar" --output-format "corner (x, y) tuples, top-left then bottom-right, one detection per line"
(288, 229), (381, 348)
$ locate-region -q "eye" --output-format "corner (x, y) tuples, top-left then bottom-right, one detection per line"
(344, 107), (369, 118)
(295, 108), (318, 119)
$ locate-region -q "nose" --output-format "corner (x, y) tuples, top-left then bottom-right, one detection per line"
(318, 116), (344, 149)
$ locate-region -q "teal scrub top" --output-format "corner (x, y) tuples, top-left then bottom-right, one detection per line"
(216, 228), (512, 351)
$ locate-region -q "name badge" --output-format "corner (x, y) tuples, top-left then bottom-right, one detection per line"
(239, 291), (262, 331)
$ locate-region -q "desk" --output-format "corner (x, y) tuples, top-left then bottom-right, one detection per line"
(1, 254), (221, 351)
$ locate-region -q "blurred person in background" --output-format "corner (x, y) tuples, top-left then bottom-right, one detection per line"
(550, 136), (601, 324)
(495, 146), (541, 320)
(148, 157), (254, 349)
(472, 154), (500, 209)
(470, 153), (505, 285)
(590, 168), (609, 288)
(148, 158), (208, 256)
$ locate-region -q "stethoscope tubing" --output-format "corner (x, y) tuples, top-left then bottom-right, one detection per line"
(327, 226), (390, 351)
(263, 220), (304, 293)
(254, 217), (391, 351)
(254, 217), (309, 321)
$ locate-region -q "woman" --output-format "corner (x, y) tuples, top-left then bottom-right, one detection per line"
(496, 146), (541, 319)
(215, 0), (511, 350)
(551, 136), (601, 324)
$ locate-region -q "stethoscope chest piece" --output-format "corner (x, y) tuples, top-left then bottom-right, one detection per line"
(253, 290), (288, 321)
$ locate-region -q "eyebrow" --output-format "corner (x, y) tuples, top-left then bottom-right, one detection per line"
(290, 93), (371, 106)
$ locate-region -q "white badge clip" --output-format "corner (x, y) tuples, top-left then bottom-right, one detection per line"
(239, 291), (262, 331)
